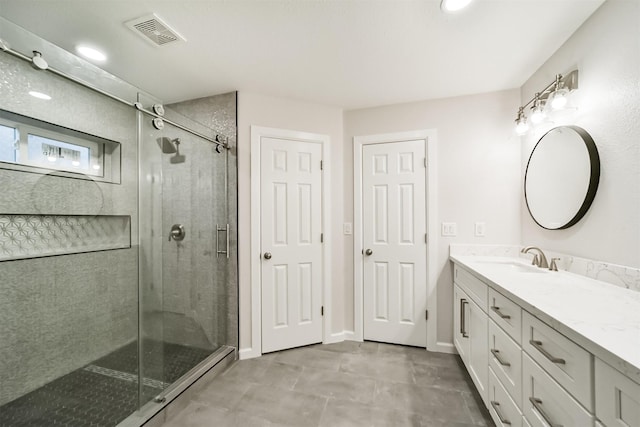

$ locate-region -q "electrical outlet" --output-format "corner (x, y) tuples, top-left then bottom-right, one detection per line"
(441, 222), (457, 237)
(474, 222), (486, 237)
(343, 222), (352, 235)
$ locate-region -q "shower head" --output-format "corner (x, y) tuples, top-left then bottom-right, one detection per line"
(156, 137), (177, 154)
(170, 139), (186, 164)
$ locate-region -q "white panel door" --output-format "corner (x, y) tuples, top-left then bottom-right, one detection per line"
(362, 140), (427, 347)
(261, 137), (323, 353)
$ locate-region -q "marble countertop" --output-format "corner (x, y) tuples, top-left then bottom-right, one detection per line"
(450, 254), (640, 384)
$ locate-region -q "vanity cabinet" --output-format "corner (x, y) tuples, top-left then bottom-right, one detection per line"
(452, 259), (640, 427)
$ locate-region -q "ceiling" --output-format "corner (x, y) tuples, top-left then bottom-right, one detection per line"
(0, 0), (604, 109)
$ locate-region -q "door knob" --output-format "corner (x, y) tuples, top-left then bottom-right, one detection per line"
(264, 252), (272, 260)
(168, 224), (186, 241)
(365, 248), (373, 256)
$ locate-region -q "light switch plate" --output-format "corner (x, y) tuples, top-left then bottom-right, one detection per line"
(343, 222), (352, 235)
(474, 222), (486, 237)
(441, 222), (457, 237)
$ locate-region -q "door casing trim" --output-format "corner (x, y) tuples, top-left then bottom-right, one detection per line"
(247, 126), (331, 359)
(353, 129), (438, 351)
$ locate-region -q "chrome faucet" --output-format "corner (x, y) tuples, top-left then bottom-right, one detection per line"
(521, 246), (549, 269)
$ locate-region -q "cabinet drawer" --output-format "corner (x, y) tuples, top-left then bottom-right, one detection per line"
(454, 264), (488, 312)
(595, 358), (640, 427)
(522, 312), (592, 410)
(489, 288), (522, 344)
(523, 353), (593, 427)
(489, 319), (522, 407)
(489, 369), (523, 427)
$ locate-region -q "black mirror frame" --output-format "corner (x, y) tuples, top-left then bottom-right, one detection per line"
(524, 125), (600, 230)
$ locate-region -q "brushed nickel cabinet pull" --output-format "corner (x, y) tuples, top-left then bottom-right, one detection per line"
(529, 397), (563, 427)
(490, 401), (511, 425)
(490, 349), (511, 367)
(491, 305), (511, 319)
(460, 299), (469, 338)
(529, 340), (566, 364)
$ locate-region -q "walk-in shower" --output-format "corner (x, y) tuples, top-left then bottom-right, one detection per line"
(0, 17), (238, 427)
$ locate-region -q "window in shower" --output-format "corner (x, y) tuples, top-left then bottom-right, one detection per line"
(0, 108), (122, 183)
(0, 123), (18, 163)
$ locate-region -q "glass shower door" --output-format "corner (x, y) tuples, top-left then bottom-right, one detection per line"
(138, 102), (229, 409)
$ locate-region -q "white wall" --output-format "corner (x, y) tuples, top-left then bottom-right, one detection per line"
(237, 92), (344, 353)
(521, 0), (640, 268)
(344, 89), (522, 346)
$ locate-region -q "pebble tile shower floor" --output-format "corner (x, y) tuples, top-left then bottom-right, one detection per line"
(166, 341), (495, 427)
(0, 341), (212, 427)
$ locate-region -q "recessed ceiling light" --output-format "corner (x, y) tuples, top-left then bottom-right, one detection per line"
(28, 91), (51, 100)
(441, 0), (474, 13)
(76, 45), (107, 62)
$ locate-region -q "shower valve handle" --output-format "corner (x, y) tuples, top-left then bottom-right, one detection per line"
(169, 224), (186, 241)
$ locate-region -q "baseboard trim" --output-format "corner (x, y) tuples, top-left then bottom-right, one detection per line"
(324, 331), (345, 344)
(322, 330), (359, 344)
(432, 341), (457, 354)
(238, 347), (261, 360)
(343, 330), (358, 341)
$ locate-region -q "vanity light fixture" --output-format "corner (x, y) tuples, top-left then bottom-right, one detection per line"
(441, 0), (474, 13)
(515, 107), (529, 135)
(530, 93), (546, 124)
(514, 70), (578, 135)
(549, 75), (570, 110)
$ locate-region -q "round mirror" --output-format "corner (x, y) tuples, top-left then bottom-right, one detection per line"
(524, 125), (600, 230)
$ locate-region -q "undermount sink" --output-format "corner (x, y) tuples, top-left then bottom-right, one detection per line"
(475, 259), (548, 274)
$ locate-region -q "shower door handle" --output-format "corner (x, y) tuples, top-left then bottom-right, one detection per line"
(216, 224), (230, 259)
(169, 224), (186, 241)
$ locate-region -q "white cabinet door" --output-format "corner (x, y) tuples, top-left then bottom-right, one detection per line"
(454, 284), (470, 362)
(362, 140), (427, 346)
(595, 358), (640, 427)
(468, 296), (489, 404)
(260, 137), (323, 353)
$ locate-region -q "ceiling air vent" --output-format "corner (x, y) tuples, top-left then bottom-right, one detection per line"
(125, 14), (186, 47)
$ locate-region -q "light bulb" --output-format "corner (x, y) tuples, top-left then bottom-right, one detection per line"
(515, 121), (529, 135)
(72, 160), (80, 167)
(550, 88), (569, 110)
(47, 156), (57, 162)
(441, 0), (474, 12)
(92, 164), (101, 170)
(530, 105), (545, 124)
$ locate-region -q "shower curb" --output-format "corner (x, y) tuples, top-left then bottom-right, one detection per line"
(118, 346), (236, 427)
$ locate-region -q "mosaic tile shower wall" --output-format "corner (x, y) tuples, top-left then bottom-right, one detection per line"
(0, 214), (131, 261)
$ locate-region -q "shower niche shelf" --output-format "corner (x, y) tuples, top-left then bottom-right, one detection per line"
(0, 108), (122, 184)
(0, 214), (131, 261)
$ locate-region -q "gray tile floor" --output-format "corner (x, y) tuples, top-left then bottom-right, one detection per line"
(164, 341), (495, 427)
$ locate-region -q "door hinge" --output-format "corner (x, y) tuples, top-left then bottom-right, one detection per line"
(321, 233), (324, 243)
(320, 160), (324, 170)
(425, 310), (429, 320)
(425, 233), (428, 244)
(321, 306), (324, 316)
(424, 157), (427, 168)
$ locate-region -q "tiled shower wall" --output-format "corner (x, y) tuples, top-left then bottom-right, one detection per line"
(166, 93), (239, 349)
(0, 52), (138, 405)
